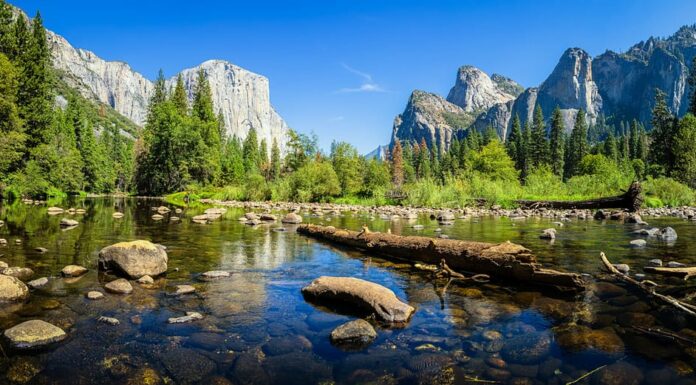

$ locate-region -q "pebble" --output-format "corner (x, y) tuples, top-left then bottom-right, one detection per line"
(105, 279), (133, 294)
(200, 270), (231, 281)
(86, 291), (104, 300)
(61, 265), (88, 277)
(136, 275), (154, 284)
(98, 316), (120, 325)
(629, 239), (646, 248)
(173, 285), (196, 296)
(168, 311), (204, 324)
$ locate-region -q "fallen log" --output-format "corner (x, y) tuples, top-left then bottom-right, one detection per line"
(643, 266), (696, 280)
(297, 224), (586, 292)
(514, 182), (643, 212)
(600, 252), (696, 318)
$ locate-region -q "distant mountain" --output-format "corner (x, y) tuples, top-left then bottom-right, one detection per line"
(41, 10), (289, 150)
(391, 24), (696, 151)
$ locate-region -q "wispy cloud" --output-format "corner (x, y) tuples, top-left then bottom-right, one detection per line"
(335, 63), (386, 93)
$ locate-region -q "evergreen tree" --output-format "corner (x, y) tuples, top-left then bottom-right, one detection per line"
(649, 89), (676, 174)
(171, 74), (188, 115)
(482, 126), (498, 145)
(259, 138), (269, 179)
(566, 109), (589, 178)
(549, 107), (565, 177)
(270, 138), (281, 181)
(521, 120), (532, 180)
(0, 0), (14, 56)
(243, 127), (260, 174)
(221, 136), (245, 185)
(417, 138), (431, 179)
(148, 70), (167, 126)
(0, 53), (25, 177)
(603, 131), (619, 162)
(391, 140), (404, 188)
(17, 12), (53, 149)
(330, 141), (361, 195)
(673, 114), (696, 187)
(506, 114), (525, 172)
(529, 105), (548, 167)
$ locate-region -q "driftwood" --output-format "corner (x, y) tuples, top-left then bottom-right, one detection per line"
(297, 224), (587, 292)
(515, 182), (643, 212)
(643, 266), (696, 280)
(600, 252), (696, 318)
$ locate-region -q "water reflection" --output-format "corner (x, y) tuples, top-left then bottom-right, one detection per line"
(0, 198), (695, 384)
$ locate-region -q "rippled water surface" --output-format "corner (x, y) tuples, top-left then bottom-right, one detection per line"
(1, 197), (696, 384)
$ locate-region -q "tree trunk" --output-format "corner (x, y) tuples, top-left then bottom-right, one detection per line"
(514, 182), (643, 212)
(297, 224), (586, 293)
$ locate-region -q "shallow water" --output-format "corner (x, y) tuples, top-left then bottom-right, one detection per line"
(0, 198), (695, 384)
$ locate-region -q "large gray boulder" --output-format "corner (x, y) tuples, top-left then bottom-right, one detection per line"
(0, 275), (29, 302)
(98, 240), (168, 279)
(302, 276), (415, 323)
(4, 320), (66, 349)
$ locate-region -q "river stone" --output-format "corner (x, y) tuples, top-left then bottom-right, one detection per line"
(657, 227), (678, 241)
(86, 291), (104, 300)
(613, 264), (630, 274)
(98, 316), (120, 325)
(2, 267), (34, 281)
(281, 212), (303, 224)
(159, 348), (216, 384)
(173, 285), (196, 295)
(168, 311), (203, 324)
(555, 325), (624, 355)
(0, 275), (29, 302)
(648, 259), (663, 267)
(262, 335), (312, 356)
(539, 228), (556, 240)
(593, 282), (627, 299)
(98, 240), (168, 279)
(61, 265), (88, 277)
(330, 319), (377, 349)
(501, 332), (551, 364)
(59, 218), (78, 227)
(629, 239), (646, 248)
(112, 212), (124, 219)
(591, 361), (643, 385)
(200, 270), (230, 281)
(301, 276), (415, 323)
(47, 207), (64, 215)
(260, 213), (277, 221)
(105, 279), (133, 294)
(125, 368), (163, 385)
(35, 247), (48, 253)
(4, 320), (66, 349)
(27, 277), (48, 289)
(136, 275), (154, 284)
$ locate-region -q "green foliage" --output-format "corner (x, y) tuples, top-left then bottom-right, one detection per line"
(289, 161), (341, 202)
(565, 109), (589, 178)
(361, 158), (391, 197)
(523, 165), (568, 199)
(549, 107), (565, 177)
(644, 177), (695, 207)
(330, 141), (362, 195)
(467, 140), (518, 182)
(672, 114), (696, 188)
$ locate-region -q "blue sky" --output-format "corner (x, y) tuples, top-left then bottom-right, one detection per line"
(12, 0), (696, 153)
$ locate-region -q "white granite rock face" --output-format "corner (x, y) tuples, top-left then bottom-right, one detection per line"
(447, 65), (521, 113)
(47, 31), (289, 151)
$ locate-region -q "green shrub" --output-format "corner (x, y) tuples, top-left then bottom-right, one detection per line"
(522, 165), (568, 200)
(289, 161), (341, 202)
(644, 177), (695, 207)
(244, 174), (270, 201)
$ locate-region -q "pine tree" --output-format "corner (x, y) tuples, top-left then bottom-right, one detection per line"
(192, 69), (216, 123)
(270, 138), (281, 180)
(603, 131), (619, 162)
(243, 127), (260, 174)
(529, 105), (548, 167)
(0, 52), (25, 176)
(417, 138), (431, 179)
(391, 140), (404, 188)
(566, 109), (589, 178)
(259, 138), (269, 179)
(649, 89), (676, 174)
(221, 136), (245, 185)
(521, 120), (532, 180)
(147, 70), (167, 126)
(549, 107), (565, 177)
(0, 0), (14, 56)
(629, 120), (640, 159)
(17, 12), (53, 149)
(171, 74), (188, 115)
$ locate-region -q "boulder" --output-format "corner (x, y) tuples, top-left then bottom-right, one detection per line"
(2, 267), (34, 281)
(624, 213), (642, 223)
(0, 275), (29, 302)
(98, 240), (168, 279)
(4, 320), (66, 349)
(301, 276), (415, 323)
(657, 227), (677, 242)
(281, 213), (303, 224)
(539, 228), (556, 240)
(501, 332), (552, 364)
(27, 277), (49, 289)
(105, 278), (133, 294)
(330, 319), (377, 349)
(61, 265), (88, 277)
(259, 213), (277, 221)
(59, 218), (79, 227)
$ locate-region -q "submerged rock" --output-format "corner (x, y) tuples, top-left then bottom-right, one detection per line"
(501, 332), (551, 364)
(330, 319), (377, 349)
(301, 276), (415, 323)
(61, 265), (88, 277)
(136, 275), (154, 284)
(172, 285), (196, 295)
(98, 316), (120, 325)
(555, 324), (624, 355)
(98, 240), (168, 279)
(105, 278), (133, 294)
(4, 320), (66, 349)
(200, 270), (231, 281)
(0, 275), (29, 302)
(591, 361), (643, 385)
(657, 227), (678, 242)
(168, 311), (203, 324)
(539, 228), (556, 240)
(86, 291), (104, 300)
(27, 277), (49, 289)
(629, 239), (646, 248)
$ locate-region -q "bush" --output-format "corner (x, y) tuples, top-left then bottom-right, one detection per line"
(289, 161), (341, 202)
(644, 177), (695, 207)
(244, 174), (270, 201)
(467, 173), (520, 208)
(522, 165), (568, 200)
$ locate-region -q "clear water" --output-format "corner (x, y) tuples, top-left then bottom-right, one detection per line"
(0, 197), (695, 384)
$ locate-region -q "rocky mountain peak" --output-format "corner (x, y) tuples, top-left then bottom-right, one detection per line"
(446, 65), (519, 113)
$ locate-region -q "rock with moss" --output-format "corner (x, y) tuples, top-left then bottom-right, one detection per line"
(4, 320), (66, 349)
(0, 275), (29, 302)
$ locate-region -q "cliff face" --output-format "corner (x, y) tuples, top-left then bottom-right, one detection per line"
(47, 26), (290, 150)
(391, 90), (474, 152)
(391, 24), (696, 149)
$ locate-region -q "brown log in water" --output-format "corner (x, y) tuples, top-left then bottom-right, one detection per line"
(514, 182), (643, 212)
(297, 224), (586, 292)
